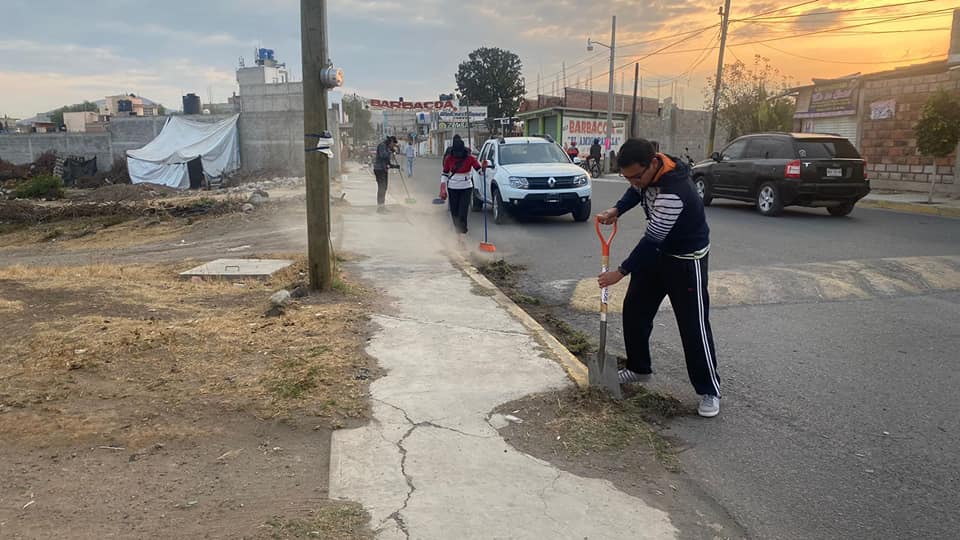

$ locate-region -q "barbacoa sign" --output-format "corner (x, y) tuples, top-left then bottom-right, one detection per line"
(369, 99), (456, 111)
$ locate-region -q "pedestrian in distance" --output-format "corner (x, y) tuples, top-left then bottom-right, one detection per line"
(440, 137), (483, 249)
(373, 136), (399, 213)
(405, 140), (416, 177)
(566, 140), (580, 160)
(596, 138), (721, 418)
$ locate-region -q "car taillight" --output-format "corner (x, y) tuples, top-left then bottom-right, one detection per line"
(785, 160), (802, 179)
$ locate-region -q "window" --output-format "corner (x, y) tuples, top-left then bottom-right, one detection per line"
(721, 139), (748, 160)
(499, 143), (570, 165)
(795, 139), (861, 159)
(479, 143), (491, 164)
(745, 137), (793, 159)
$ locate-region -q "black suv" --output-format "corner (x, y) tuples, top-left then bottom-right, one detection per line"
(692, 133), (870, 217)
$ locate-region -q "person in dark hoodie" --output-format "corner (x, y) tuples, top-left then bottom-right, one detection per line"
(596, 138), (721, 418)
(373, 136), (398, 213)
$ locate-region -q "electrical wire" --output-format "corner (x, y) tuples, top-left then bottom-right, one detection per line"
(733, 0), (937, 22)
(753, 41), (945, 65)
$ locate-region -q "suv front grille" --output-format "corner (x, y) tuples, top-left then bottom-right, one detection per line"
(526, 176), (577, 190)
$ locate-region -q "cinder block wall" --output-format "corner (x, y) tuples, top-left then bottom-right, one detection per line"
(860, 70), (960, 194)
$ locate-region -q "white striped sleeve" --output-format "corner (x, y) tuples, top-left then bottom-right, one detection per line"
(645, 193), (684, 242)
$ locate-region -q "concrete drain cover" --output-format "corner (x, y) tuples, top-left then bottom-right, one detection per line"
(180, 258), (294, 279)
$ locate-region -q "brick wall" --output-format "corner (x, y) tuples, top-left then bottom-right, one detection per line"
(860, 69), (960, 194)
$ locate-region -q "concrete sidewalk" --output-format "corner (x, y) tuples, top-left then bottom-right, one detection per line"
(860, 191), (960, 218)
(328, 168), (678, 539)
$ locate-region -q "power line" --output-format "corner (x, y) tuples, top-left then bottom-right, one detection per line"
(733, 0), (937, 22)
(618, 22), (720, 49)
(754, 41), (944, 65)
(738, 0), (821, 20)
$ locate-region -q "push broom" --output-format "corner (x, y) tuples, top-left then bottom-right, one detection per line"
(395, 162), (416, 205)
(479, 165), (496, 252)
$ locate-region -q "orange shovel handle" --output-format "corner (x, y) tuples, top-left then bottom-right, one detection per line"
(595, 216), (618, 257)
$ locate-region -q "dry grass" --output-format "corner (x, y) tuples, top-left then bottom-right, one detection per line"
(0, 256), (377, 448)
(261, 503), (373, 540)
(540, 387), (694, 470)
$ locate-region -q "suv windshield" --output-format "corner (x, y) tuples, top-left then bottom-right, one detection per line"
(499, 142), (571, 165)
(796, 139), (861, 159)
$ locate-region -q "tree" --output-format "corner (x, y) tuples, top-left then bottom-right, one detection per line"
(705, 55), (795, 141)
(50, 101), (100, 128)
(342, 94), (374, 144)
(915, 90), (960, 203)
(455, 47), (526, 131)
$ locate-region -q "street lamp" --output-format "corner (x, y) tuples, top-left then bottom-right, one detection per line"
(588, 15), (616, 176)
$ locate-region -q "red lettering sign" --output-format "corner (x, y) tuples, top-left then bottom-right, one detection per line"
(367, 99), (457, 111)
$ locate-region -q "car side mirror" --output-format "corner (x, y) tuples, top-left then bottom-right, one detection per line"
(711, 152), (722, 162)
(483, 160), (493, 170)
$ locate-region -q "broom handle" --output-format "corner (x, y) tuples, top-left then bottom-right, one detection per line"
(482, 167), (488, 242)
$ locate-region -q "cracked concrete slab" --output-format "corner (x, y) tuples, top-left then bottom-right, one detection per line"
(329, 170), (679, 539)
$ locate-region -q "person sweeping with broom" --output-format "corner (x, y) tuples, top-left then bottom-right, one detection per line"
(440, 136), (482, 249)
(596, 138), (721, 418)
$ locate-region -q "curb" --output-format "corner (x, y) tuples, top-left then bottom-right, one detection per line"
(452, 256), (589, 389)
(859, 198), (960, 218)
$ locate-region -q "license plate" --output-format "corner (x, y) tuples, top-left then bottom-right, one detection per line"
(826, 168), (843, 178)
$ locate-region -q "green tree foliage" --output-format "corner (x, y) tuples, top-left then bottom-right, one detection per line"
(705, 55), (795, 140)
(915, 90), (960, 201)
(455, 47), (526, 130)
(915, 90), (960, 158)
(50, 101), (100, 128)
(342, 94), (374, 143)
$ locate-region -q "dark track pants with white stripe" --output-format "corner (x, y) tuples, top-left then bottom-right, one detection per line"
(622, 253), (721, 397)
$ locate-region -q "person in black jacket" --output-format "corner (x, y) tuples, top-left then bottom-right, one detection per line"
(373, 136), (398, 213)
(596, 138), (721, 418)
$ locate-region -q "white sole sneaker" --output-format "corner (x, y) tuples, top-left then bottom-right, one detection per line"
(698, 395), (720, 418)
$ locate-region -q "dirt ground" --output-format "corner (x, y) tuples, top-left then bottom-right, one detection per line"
(0, 193), (375, 539)
(495, 388), (747, 540)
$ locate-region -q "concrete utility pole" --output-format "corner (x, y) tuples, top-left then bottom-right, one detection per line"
(708, 0), (732, 156)
(301, 0), (332, 290)
(630, 63), (639, 138)
(588, 15), (616, 174)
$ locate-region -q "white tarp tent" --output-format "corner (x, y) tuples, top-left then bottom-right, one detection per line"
(127, 114), (240, 189)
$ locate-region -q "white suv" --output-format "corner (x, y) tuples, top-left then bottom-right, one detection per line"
(472, 136), (592, 223)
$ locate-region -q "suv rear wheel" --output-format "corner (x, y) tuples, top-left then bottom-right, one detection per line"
(492, 188), (509, 224)
(572, 199), (591, 222)
(694, 176), (712, 206)
(827, 202), (855, 217)
(756, 182), (784, 217)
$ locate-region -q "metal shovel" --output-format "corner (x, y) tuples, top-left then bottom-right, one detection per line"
(591, 216), (622, 399)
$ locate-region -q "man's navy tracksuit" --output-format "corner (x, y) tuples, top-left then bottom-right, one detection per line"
(615, 154), (721, 398)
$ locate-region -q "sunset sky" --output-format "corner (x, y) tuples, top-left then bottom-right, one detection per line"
(1, 0), (956, 118)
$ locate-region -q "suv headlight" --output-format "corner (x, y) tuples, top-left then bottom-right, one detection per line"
(573, 174), (589, 187)
(508, 176), (529, 189)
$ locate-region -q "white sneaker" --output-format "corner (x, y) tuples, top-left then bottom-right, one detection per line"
(698, 395), (720, 418)
(618, 368), (652, 384)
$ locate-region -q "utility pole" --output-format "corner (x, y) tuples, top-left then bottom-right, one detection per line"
(630, 63), (639, 138)
(606, 16), (616, 175)
(301, 0), (332, 290)
(588, 15), (616, 175)
(562, 61), (567, 90)
(708, 0), (732, 156)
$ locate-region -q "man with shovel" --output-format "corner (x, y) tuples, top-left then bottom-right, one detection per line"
(596, 138), (721, 418)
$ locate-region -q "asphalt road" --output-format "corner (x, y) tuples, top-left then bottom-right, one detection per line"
(401, 157), (960, 539)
